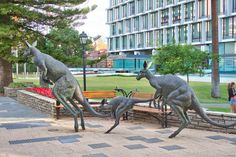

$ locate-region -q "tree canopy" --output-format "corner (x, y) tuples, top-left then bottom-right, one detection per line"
(153, 44), (209, 82)
(0, 0), (96, 89)
(0, 0), (96, 63)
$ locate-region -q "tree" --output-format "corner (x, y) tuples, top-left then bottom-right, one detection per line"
(0, 0), (96, 89)
(38, 26), (93, 67)
(211, 0), (220, 98)
(153, 44), (208, 83)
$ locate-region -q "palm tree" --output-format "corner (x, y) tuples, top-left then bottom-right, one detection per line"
(211, 0), (220, 98)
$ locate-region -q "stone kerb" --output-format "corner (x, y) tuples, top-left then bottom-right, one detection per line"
(4, 87), (25, 97)
(17, 90), (57, 117)
(167, 110), (236, 134)
(131, 109), (236, 134)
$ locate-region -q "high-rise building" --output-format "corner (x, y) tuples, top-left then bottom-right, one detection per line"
(107, 0), (236, 73)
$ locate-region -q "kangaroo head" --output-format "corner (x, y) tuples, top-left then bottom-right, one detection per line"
(23, 41), (37, 57)
(136, 61), (152, 80)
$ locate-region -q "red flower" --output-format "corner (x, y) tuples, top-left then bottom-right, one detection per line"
(26, 88), (55, 99)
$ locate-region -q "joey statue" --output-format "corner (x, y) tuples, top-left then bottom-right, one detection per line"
(136, 61), (236, 138)
(23, 41), (106, 132)
(99, 96), (154, 134)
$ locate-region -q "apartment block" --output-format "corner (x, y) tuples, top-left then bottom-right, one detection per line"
(107, 0), (236, 73)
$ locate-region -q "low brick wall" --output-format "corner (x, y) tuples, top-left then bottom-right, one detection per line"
(131, 108), (236, 134)
(17, 90), (57, 117)
(4, 87), (25, 97)
(17, 90), (103, 118)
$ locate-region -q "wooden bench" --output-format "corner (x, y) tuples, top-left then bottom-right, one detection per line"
(55, 90), (117, 119)
(129, 91), (170, 128)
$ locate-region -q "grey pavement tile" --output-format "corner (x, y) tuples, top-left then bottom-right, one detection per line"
(127, 126), (144, 130)
(1, 121), (50, 130)
(126, 136), (146, 141)
(155, 129), (173, 134)
(124, 144), (148, 150)
(9, 135), (81, 145)
(160, 145), (185, 151)
(207, 135), (228, 140)
(88, 143), (112, 149)
(82, 153), (108, 157)
(143, 138), (164, 143)
(85, 123), (103, 128)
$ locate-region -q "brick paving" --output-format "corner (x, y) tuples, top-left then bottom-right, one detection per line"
(0, 96), (236, 157)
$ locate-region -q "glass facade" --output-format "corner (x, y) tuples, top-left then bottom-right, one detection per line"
(108, 0), (236, 73)
(185, 2), (194, 21)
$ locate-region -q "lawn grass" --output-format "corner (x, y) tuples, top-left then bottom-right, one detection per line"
(14, 75), (229, 104)
(207, 107), (231, 113)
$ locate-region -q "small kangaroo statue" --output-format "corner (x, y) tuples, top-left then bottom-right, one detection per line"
(136, 61), (236, 138)
(99, 96), (154, 133)
(23, 41), (106, 132)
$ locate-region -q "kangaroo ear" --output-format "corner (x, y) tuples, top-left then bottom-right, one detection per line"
(143, 61), (147, 69)
(32, 41), (37, 47)
(25, 41), (31, 47)
(147, 62), (153, 69)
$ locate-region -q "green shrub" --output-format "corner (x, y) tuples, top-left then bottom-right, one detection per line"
(8, 82), (38, 88)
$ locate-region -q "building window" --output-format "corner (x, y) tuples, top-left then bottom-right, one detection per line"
(134, 17), (139, 31)
(122, 36), (127, 49)
(173, 5), (181, 24)
(122, 4), (127, 18)
(161, 9), (169, 26)
(178, 25), (187, 43)
(129, 34), (135, 49)
(167, 0), (173, 5)
(114, 7), (119, 20)
(138, 0), (144, 13)
(150, 12), (158, 28)
(233, 0), (236, 12)
(223, 16), (236, 39)
(118, 21), (123, 34)
(137, 33), (144, 48)
(192, 22), (202, 42)
(125, 19), (131, 33)
(185, 2), (194, 21)
(129, 1), (135, 16)
(206, 21), (212, 41)
(155, 0), (163, 8)
(218, 0), (226, 15)
(157, 29), (163, 46)
(167, 27), (175, 44)
(109, 38), (113, 50)
(148, 0), (153, 10)
(115, 37), (120, 50)
(142, 14), (148, 30)
(198, 0), (211, 18)
(111, 23), (116, 35)
(148, 31), (154, 47)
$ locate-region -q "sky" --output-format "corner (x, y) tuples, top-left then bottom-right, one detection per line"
(77, 0), (109, 41)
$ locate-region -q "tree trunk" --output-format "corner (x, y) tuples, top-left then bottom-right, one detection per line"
(0, 58), (13, 90)
(211, 0), (220, 98)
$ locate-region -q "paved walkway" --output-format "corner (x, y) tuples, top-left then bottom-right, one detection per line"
(0, 97), (236, 157)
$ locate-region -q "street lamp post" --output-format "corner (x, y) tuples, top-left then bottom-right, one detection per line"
(80, 31), (88, 91)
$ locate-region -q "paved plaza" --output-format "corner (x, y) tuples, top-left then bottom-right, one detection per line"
(0, 97), (236, 157)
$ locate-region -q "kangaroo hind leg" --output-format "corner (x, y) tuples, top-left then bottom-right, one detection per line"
(68, 97), (85, 130)
(105, 103), (128, 134)
(53, 88), (80, 132)
(169, 104), (189, 138)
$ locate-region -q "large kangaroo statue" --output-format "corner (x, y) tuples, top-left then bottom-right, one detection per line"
(136, 61), (236, 138)
(23, 41), (106, 132)
(98, 96), (154, 133)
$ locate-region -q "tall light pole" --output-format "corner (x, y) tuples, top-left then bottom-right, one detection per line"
(80, 31), (88, 91)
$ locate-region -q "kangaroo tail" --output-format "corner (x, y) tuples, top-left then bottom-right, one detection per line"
(192, 95), (236, 128)
(73, 86), (107, 118)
